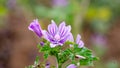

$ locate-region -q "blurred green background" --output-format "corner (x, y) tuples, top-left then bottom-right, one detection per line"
(0, 0), (120, 68)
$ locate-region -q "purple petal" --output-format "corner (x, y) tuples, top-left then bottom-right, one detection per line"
(78, 41), (84, 48)
(59, 34), (70, 44)
(58, 21), (66, 37)
(42, 30), (48, 39)
(58, 22), (72, 44)
(76, 34), (81, 44)
(48, 20), (58, 37)
(59, 22), (71, 38)
(62, 25), (71, 37)
(66, 25), (71, 32)
(28, 19), (43, 37)
(76, 34), (84, 48)
(67, 64), (77, 68)
(67, 33), (74, 47)
(46, 32), (54, 42)
(67, 33), (74, 42)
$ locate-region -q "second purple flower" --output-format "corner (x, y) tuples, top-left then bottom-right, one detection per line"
(45, 20), (72, 47)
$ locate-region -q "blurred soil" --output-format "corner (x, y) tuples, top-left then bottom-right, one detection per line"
(104, 18), (120, 62)
(0, 0), (120, 68)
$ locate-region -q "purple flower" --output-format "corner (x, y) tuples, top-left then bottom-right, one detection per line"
(76, 34), (84, 48)
(45, 20), (71, 47)
(52, 0), (68, 7)
(45, 62), (50, 68)
(28, 19), (43, 37)
(67, 64), (77, 68)
(40, 42), (44, 46)
(91, 34), (106, 46)
(69, 34), (84, 48)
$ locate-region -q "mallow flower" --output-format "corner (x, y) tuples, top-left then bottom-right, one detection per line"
(76, 34), (84, 48)
(69, 34), (84, 48)
(28, 19), (43, 38)
(45, 20), (71, 47)
(67, 64), (77, 68)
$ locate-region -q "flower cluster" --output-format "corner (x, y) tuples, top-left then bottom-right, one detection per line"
(27, 19), (98, 68)
(28, 19), (84, 48)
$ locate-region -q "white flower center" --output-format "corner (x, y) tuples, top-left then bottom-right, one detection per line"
(50, 43), (57, 48)
(54, 33), (60, 41)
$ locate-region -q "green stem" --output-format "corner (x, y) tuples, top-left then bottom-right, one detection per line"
(56, 55), (62, 68)
(58, 63), (62, 68)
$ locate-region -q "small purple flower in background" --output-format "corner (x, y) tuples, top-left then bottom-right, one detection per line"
(91, 34), (106, 46)
(45, 20), (71, 47)
(52, 0), (68, 7)
(28, 19), (43, 38)
(67, 64), (77, 68)
(76, 34), (84, 48)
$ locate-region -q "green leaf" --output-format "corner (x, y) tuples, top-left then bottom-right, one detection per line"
(49, 46), (61, 56)
(69, 53), (75, 60)
(72, 43), (98, 66)
(80, 58), (93, 66)
(58, 49), (72, 63)
(92, 57), (99, 61)
(40, 45), (50, 52)
(44, 52), (49, 59)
